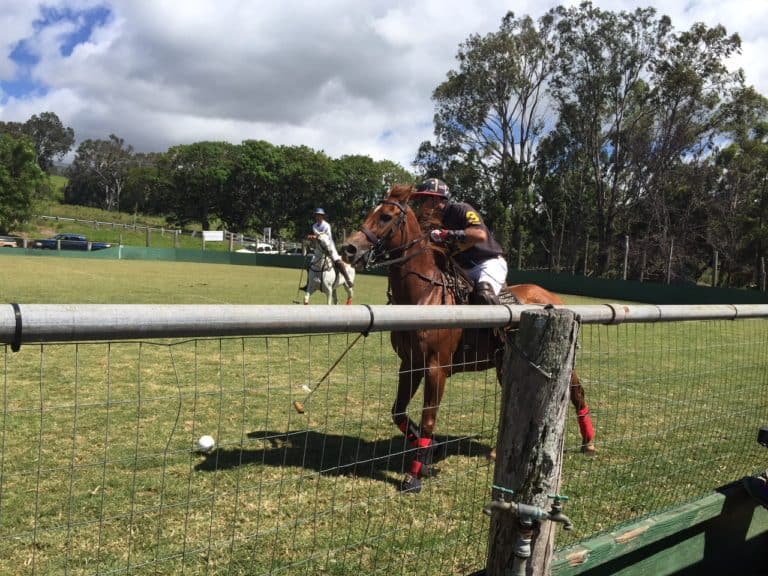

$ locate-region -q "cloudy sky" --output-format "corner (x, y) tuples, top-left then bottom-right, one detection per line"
(1, 0), (767, 169)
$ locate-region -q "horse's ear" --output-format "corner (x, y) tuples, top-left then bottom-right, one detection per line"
(388, 183), (413, 202)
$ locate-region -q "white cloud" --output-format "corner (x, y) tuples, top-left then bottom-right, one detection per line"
(1, 0), (766, 168)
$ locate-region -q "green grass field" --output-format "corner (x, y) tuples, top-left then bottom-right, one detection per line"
(0, 255), (389, 304)
(0, 254), (766, 575)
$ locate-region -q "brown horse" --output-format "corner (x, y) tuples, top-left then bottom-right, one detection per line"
(342, 184), (594, 493)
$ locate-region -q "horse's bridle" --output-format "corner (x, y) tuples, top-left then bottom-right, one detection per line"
(358, 199), (425, 269)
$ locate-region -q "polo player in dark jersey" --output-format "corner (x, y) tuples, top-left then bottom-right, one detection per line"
(410, 178), (508, 306)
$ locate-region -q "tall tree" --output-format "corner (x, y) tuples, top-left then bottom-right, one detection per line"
(548, 3), (671, 275)
(0, 112), (75, 172)
(332, 155), (397, 235)
(66, 135), (134, 211)
(0, 133), (46, 233)
(221, 140), (282, 233)
(22, 112), (75, 172)
(415, 11), (557, 253)
(711, 87), (768, 286)
(122, 152), (169, 216)
(545, 2), (742, 279)
(161, 141), (235, 230)
(631, 20), (742, 282)
(274, 145), (339, 241)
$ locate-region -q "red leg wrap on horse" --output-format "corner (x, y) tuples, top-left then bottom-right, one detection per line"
(409, 437), (433, 477)
(577, 406), (595, 442)
(397, 419), (420, 446)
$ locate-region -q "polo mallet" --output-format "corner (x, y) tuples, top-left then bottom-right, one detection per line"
(292, 267), (306, 304)
(293, 332), (365, 414)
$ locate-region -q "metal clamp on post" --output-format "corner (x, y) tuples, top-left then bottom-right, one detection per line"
(483, 492), (573, 530)
(484, 489), (574, 576)
(10, 303), (22, 352)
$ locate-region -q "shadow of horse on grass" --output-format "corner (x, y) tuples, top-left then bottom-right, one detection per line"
(194, 430), (491, 490)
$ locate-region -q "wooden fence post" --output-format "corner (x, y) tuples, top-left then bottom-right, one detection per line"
(623, 235), (629, 280)
(666, 238), (674, 284)
(486, 307), (579, 576)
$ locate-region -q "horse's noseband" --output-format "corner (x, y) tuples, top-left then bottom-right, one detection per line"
(358, 199), (410, 268)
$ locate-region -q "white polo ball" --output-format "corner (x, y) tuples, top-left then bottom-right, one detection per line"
(197, 435), (216, 452)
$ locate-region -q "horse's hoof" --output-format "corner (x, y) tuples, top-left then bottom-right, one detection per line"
(581, 442), (597, 455)
(400, 474), (422, 494)
(489, 447), (497, 461)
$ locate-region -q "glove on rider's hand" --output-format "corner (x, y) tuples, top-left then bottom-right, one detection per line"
(430, 229), (451, 243)
(430, 229), (467, 244)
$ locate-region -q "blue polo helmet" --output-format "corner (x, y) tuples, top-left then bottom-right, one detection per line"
(314, 207), (326, 215)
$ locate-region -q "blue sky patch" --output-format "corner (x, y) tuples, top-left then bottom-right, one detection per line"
(1, 5), (111, 102)
(2, 40), (45, 101)
(35, 5), (112, 57)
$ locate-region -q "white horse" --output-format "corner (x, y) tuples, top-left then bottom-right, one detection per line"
(303, 233), (355, 305)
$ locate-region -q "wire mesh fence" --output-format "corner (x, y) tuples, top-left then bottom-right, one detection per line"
(0, 306), (767, 575)
(0, 332), (499, 575)
(559, 317), (768, 547)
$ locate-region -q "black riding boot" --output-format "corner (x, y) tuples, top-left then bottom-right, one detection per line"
(472, 281), (504, 352)
(335, 260), (354, 288)
(471, 281), (500, 306)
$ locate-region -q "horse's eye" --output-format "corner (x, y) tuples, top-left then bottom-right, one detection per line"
(379, 213), (393, 223)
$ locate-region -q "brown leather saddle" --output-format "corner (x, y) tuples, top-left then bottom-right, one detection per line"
(445, 255), (519, 305)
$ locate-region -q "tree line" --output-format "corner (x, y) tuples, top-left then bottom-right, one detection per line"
(2, 2), (767, 288)
(415, 2), (768, 288)
(62, 136), (413, 241)
(0, 121), (414, 243)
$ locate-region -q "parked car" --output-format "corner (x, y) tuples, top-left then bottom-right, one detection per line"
(0, 236), (19, 248)
(283, 247), (307, 256)
(33, 233), (112, 251)
(235, 242), (280, 255)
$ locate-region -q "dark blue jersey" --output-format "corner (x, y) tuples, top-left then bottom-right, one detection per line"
(442, 201), (504, 268)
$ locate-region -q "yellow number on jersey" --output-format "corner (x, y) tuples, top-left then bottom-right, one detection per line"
(465, 211), (481, 225)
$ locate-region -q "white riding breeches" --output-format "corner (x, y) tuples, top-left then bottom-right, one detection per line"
(465, 256), (508, 295)
(327, 243), (341, 262)
(317, 233), (341, 262)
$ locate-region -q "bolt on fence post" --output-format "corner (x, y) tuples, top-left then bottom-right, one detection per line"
(486, 307), (580, 576)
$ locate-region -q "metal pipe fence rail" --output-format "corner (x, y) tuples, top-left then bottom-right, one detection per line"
(0, 304), (766, 576)
(2, 303), (768, 344)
